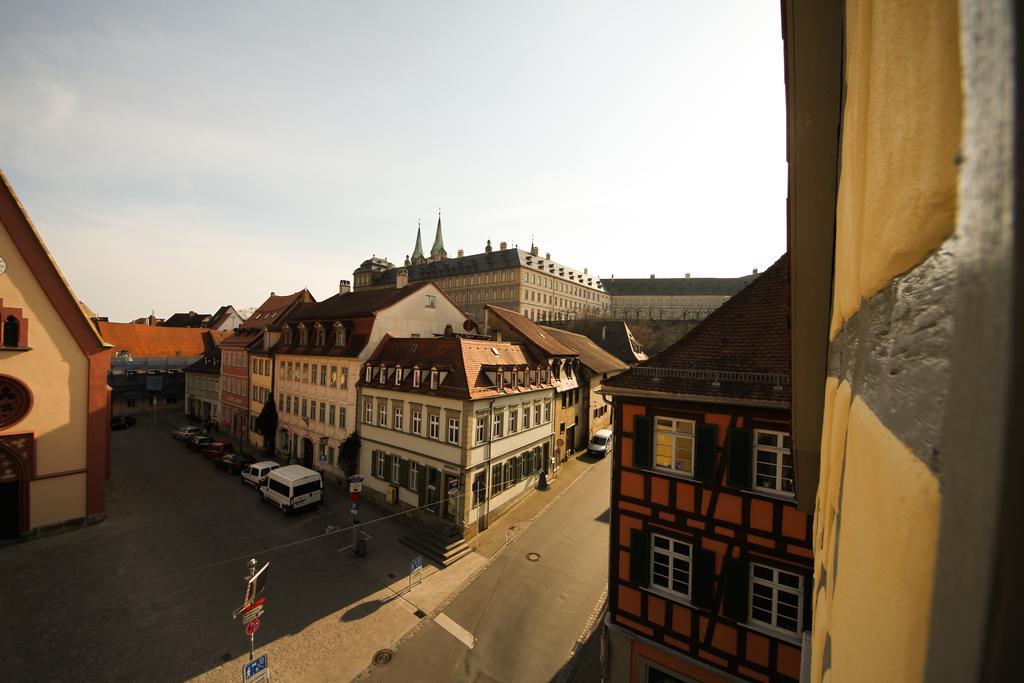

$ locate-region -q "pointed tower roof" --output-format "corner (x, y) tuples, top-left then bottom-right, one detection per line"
(430, 210), (446, 258)
(411, 220), (425, 261)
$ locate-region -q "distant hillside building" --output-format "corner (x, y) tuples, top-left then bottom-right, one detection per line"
(353, 215), (611, 323)
(603, 271), (760, 322)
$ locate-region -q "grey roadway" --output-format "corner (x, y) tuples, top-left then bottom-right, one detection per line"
(368, 454), (611, 683)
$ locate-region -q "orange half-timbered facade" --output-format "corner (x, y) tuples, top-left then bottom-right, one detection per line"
(603, 256), (811, 683)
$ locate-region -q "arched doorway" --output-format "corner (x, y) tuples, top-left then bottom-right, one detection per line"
(0, 447), (26, 539)
(301, 438), (314, 468)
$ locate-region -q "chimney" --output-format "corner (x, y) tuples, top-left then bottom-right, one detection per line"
(499, 241), (507, 251)
(443, 324), (455, 336)
(545, 252), (551, 260)
(485, 240), (493, 254)
(685, 273), (691, 278)
(338, 280), (351, 294)
(753, 268), (759, 275)
(531, 244), (539, 257)
(395, 268), (409, 289)
(650, 274), (655, 279)
(188, 310), (195, 316)
(270, 292), (275, 297)
(148, 312), (156, 326)
(584, 267), (588, 274)
(457, 249), (465, 257)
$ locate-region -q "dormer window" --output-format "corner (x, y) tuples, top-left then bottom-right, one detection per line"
(430, 369), (438, 390)
(497, 371), (504, 390)
(298, 324), (308, 345)
(413, 368), (421, 388)
(395, 365), (402, 386)
(511, 370), (518, 389)
(365, 365), (372, 383)
(379, 366), (387, 384)
(283, 325), (293, 344)
(334, 323), (345, 347)
(315, 325), (325, 346)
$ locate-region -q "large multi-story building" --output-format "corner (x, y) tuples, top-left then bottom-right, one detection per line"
(184, 350), (221, 424)
(603, 272), (759, 322)
(219, 289), (313, 446)
(272, 280), (466, 475)
(353, 216), (611, 323)
(358, 334), (556, 555)
(602, 256), (813, 682)
(97, 322), (228, 416)
(0, 172), (112, 540)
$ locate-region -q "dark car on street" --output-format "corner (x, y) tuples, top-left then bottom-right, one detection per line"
(215, 453), (256, 475)
(110, 415), (136, 430)
(200, 442), (235, 460)
(188, 434), (213, 452)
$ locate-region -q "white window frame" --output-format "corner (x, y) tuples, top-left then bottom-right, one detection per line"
(339, 407), (347, 429)
(752, 430), (795, 497)
(492, 410), (504, 438)
(395, 365), (402, 386)
(448, 417), (460, 444)
(476, 416), (487, 444)
(425, 294), (437, 308)
(392, 456), (401, 483)
(654, 416), (696, 477)
(508, 409), (518, 434)
(364, 399), (374, 424)
(543, 400), (551, 422)
(372, 451), (385, 478)
(379, 402), (388, 427)
(650, 533), (692, 600)
(379, 366), (387, 385)
(365, 365), (372, 382)
(430, 369), (438, 390)
(749, 563), (803, 635)
(429, 414), (440, 440)
(413, 368), (421, 387)
(412, 410), (421, 435)
(409, 461), (419, 492)
(393, 404), (404, 431)
(522, 405), (531, 429)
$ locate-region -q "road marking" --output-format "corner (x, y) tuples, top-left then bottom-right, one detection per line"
(434, 612), (475, 649)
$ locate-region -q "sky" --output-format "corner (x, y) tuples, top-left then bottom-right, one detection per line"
(0, 1), (786, 322)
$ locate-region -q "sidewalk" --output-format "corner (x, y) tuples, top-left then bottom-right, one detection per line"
(190, 453), (604, 683)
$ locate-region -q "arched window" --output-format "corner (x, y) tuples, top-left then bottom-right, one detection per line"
(2, 315), (20, 348)
(334, 323), (346, 347)
(315, 325), (325, 346)
(0, 375), (31, 428)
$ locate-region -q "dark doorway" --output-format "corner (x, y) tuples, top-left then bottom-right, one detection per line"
(0, 480), (20, 539)
(301, 438), (314, 468)
(566, 424), (576, 455)
(426, 467), (440, 514)
(442, 474), (460, 523)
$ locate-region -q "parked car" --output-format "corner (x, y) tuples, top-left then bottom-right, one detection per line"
(587, 428), (613, 458)
(200, 442), (235, 460)
(172, 426), (201, 441)
(110, 415), (136, 430)
(260, 465), (323, 514)
(241, 461), (281, 488)
(215, 453), (256, 474)
(189, 435), (214, 452)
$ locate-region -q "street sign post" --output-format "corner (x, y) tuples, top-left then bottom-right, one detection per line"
(242, 653), (269, 683)
(245, 618), (260, 636)
(409, 555), (424, 591)
(231, 558), (270, 662)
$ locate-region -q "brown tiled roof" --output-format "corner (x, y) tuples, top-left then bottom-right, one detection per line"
(97, 322), (229, 359)
(360, 335), (551, 400)
(604, 254), (790, 403)
(541, 326), (629, 374)
(240, 289), (314, 330)
(485, 305), (577, 356)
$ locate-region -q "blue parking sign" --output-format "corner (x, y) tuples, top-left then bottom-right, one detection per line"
(243, 653), (268, 682)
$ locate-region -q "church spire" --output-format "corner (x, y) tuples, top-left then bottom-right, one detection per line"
(429, 209), (446, 261)
(411, 220), (425, 263)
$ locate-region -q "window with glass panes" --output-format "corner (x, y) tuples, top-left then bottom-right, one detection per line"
(320, 365), (327, 385)
(339, 407), (346, 428)
(429, 414), (440, 439)
(364, 399), (373, 424)
(393, 404), (403, 430)
(753, 430), (795, 495)
(373, 451), (385, 478)
(654, 417), (695, 475)
(650, 533), (692, 598)
(379, 402), (387, 427)
(508, 409), (518, 433)
(392, 456), (401, 483)
(543, 400), (551, 422)
(409, 461), (419, 491)
(476, 416), (487, 444)
(750, 564), (803, 634)
(491, 463), (503, 495)
(448, 417), (460, 444)
(329, 404), (336, 426)
(493, 411), (503, 438)
(534, 402), (541, 425)
(318, 402), (325, 422)
(412, 410), (421, 434)
(522, 404), (530, 429)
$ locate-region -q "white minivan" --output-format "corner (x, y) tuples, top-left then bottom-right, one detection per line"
(242, 460), (281, 488)
(260, 465), (323, 513)
(587, 429), (614, 458)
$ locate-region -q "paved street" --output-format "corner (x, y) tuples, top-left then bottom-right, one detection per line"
(0, 411), (487, 682)
(367, 454), (611, 683)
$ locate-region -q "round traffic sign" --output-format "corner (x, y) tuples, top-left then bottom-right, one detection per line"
(245, 618), (260, 636)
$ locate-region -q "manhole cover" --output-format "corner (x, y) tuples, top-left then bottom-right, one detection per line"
(526, 552), (541, 562)
(373, 649), (394, 666)
(414, 609), (427, 619)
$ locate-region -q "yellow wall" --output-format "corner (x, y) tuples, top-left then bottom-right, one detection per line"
(29, 473), (87, 527)
(830, 0), (962, 338)
(0, 218), (91, 527)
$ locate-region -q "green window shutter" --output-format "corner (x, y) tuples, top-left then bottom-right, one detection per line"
(417, 467), (427, 506)
(384, 454), (393, 483)
(803, 573), (814, 632)
(695, 423), (718, 482)
(629, 529), (650, 587)
(727, 428), (753, 489)
(692, 547), (716, 609)
(633, 415), (653, 468)
(399, 458), (410, 488)
(722, 556), (750, 622)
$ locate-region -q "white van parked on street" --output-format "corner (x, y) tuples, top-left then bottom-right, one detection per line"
(260, 465), (323, 513)
(241, 461), (281, 488)
(587, 428), (614, 458)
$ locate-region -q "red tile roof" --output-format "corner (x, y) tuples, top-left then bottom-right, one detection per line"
(485, 305), (577, 356)
(604, 254), (790, 404)
(361, 335), (552, 400)
(97, 322), (229, 359)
